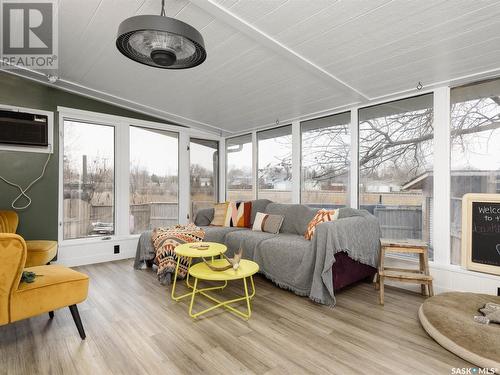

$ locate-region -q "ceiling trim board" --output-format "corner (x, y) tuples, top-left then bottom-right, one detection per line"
(3, 67), (226, 136)
(224, 101), (362, 137)
(189, 0), (369, 100)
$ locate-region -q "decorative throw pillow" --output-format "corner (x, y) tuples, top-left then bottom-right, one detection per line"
(252, 212), (284, 234)
(304, 209), (339, 240)
(225, 201), (252, 228)
(210, 202), (230, 226)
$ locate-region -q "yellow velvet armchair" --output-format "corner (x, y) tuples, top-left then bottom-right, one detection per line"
(0, 210), (57, 267)
(0, 233), (89, 339)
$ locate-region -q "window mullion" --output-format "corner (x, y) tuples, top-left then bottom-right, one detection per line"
(350, 108), (359, 209)
(292, 121), (301, 204)
(219, 138), (226, 203)
(178, 132), (190, 224)
(252, 131), (257, 200)
(433, 87), (451, 265)
(115, 122), (130, 237)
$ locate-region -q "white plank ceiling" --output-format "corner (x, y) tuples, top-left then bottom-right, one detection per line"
(25, 0), (500, 133)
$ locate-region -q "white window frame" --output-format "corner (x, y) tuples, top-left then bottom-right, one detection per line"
(187, 135), (223, 221)
(223, 85), (452, 268)
(298, 113), (352, 208)
(255, 124), (294, 202)
(57, 106), (222, 265)
(224, 133), (253, 201)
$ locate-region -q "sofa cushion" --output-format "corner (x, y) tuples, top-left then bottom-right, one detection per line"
(10, 265), (88, 322)
(224, 229), (275, 260)
(252, 212), (284, 234)
(226, 201), (252, 227)
(304, 209), (339, 240)
(338, 207), (366, 219)
(201, 226), (246, 244)
(210, 202), (230, 226)
(25, 240), (57, 267)
(255, 234), (312, 282)
(194, 208), (214, 226)
(264, 203), (317, 235)
(250, 199), (272, 225)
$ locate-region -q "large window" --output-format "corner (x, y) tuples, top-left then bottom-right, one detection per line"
(359, 95), (434, 256)
(129, 126), (178, 234)
(301, 112), (350, 208)
(450, 79), (500, 264)
(226, 134), (253, 201)
(63, 120), (114, 239)
(190, 138), (219, 218)
(257, 125), (292, 203)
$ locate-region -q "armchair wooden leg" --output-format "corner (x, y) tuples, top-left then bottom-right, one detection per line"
(49, 311), (54, 319)
(69, 305), (86, 340)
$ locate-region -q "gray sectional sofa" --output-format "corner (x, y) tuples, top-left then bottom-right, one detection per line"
(193, 199), (381, 306)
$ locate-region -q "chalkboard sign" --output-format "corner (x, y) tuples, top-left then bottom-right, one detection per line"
(462, 194), (500, 275)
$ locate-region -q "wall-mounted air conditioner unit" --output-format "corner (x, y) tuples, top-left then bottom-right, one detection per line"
(0, 105), (54, 153)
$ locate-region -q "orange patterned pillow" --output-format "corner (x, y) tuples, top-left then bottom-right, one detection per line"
(304, 209), (339, 240)
(225, 201), (252, 228)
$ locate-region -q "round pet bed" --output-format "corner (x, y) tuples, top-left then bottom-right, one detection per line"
(419, 292), (500, 371)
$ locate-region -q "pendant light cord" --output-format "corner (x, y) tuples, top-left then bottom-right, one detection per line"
(160, 0), (166, 16)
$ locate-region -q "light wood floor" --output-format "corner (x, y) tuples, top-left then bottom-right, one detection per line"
(0, 259), (470, 375)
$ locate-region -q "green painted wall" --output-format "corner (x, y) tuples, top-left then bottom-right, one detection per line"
(0, 71), (175, 240)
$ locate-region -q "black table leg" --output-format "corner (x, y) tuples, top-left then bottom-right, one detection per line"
(69, 305), (86, 340)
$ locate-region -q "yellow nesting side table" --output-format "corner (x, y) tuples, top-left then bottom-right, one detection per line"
(188, 259), (259, 320)
(171, 242), (227, 301)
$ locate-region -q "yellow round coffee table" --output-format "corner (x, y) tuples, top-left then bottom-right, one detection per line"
(171, 242), (227, 301)
(188, 259), (259, 320)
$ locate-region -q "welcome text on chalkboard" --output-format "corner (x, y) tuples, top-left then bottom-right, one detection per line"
(472, 202), (500, 266)
(462, 194), (500, 275)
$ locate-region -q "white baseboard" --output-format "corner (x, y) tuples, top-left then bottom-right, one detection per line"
(384, 256), (500, 296)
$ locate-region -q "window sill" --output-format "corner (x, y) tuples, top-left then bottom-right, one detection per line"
(59, 234), (140, 247)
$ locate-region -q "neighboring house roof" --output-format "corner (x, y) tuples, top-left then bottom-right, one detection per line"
(402, 170), (500, 190)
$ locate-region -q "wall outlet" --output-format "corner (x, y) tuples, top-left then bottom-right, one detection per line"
(114, 245), (120, 254)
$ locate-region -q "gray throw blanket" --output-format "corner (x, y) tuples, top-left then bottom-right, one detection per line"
(307, 212), (380, 305)
(226, 210), (380, 306)
(134, 230), (154, 269)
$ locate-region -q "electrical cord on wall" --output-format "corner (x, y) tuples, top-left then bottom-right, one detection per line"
(0, 152), (51, 210)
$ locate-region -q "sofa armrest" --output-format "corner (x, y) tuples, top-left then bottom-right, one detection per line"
(313, 215), (381, 267)
(194, 208), (214, 226)
(25, 240), (58, 267)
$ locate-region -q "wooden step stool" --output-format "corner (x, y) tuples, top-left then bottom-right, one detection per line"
(375, 239), (434, 305)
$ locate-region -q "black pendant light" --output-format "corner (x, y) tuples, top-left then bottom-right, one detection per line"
(116, 0), (206, 69)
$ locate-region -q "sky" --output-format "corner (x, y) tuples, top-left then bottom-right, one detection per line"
(451, 130), (500, 170)
(227, 137), (292, 172)
(130, 126), (178, 176)
(65, 121), (178, 176)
